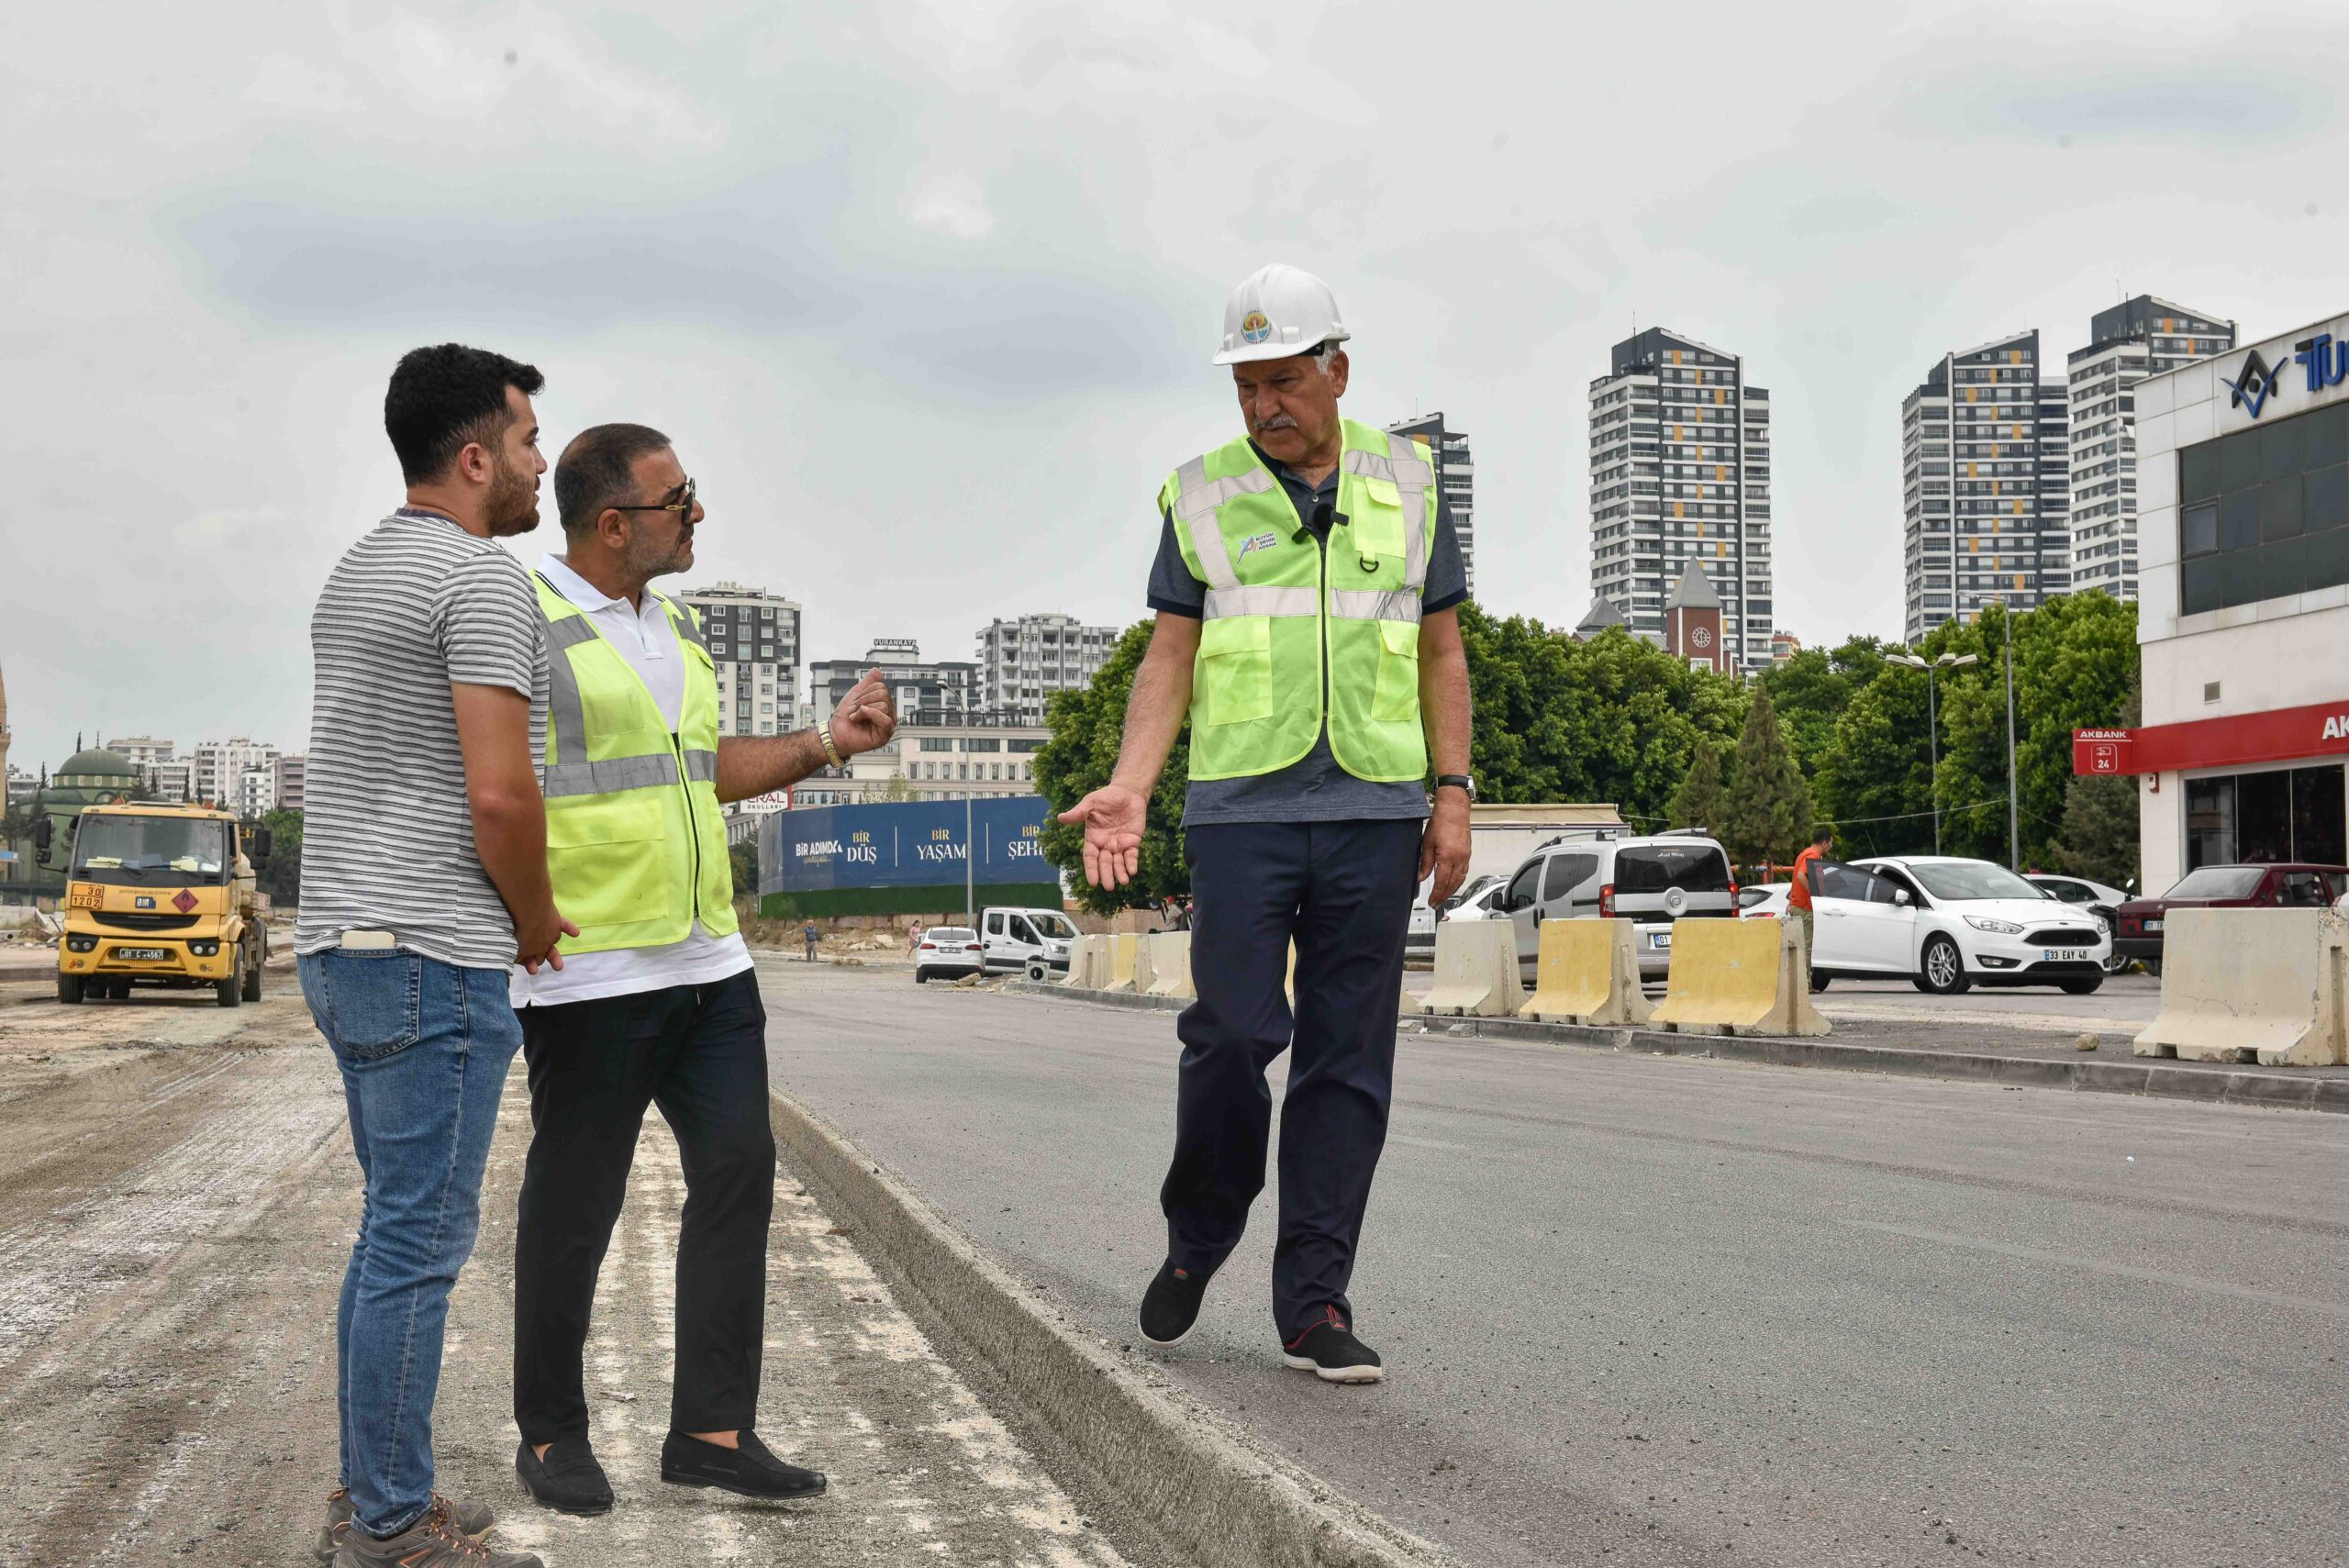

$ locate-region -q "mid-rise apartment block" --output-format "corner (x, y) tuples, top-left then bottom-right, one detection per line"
(193, 737), (280, 809)
(976, 614), (1119, 724)
(1385, 412), (1475, 593)
(1901, 330), (2071, 641)
(2066, 295), (2234, 603)
(1587, 329), (1776, 670)
(679, 581), (802, 740)
(273, 752), (306, 812)
(794, 713), (1049, 808)
(808, 639), (976, 727)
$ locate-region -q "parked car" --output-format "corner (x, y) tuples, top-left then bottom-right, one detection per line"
(912, 926), (985, 984)
(1739, 882), (1790, 918)
(2112, 863), (2349, 976)
(1409, 873), (1506, 954)
(978, 906), (1077, 979)
(2023, 873), (2132, 974)
(1494, 831), (1738, 982)
(1806, 855), (2110, 995)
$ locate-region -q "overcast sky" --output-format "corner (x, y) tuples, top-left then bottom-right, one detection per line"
(7, 1), (2349, 773)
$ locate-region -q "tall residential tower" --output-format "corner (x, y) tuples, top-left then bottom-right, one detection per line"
(680, 581), (804, 739)
(1384, 412), (1475, 593)
(1587, 329), (1774, 670)
(2065, 295), (2234, 602)
(1901, 330), (2070, 641)
(975, 614), (1119, 724)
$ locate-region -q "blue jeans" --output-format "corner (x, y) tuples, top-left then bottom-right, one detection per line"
(300, 949), (519, 1539)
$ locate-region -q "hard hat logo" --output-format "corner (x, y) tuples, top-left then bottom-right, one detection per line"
(1214, 263), (1348, 365)
(1240, 311), (1275, 346)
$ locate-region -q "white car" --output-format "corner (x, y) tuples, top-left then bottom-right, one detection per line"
(913, 926), (985, 984)
(1409, 874), (1505, 953)
(1808, 856), (2110, 995)
(1739, 882), (1790, 919)
(2023, 873), (2132, 974)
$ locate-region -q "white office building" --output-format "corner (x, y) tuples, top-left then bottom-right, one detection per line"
(1902, 330), (2071, 641)
(808, 639), (976, 727)
(1587, 328), (1776, 670)
(795, 713), (1049, 808)
(679, 581), (802, 740)
(193, 738), (281, 809)
(976, 614), (1119, 724)
(2121, 312), (2349, 890)
(2066, 296), (2235, 603)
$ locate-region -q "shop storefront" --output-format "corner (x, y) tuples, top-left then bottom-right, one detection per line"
(2077, 309), (2349, 889)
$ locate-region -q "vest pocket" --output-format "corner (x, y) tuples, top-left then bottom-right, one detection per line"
(1197, 615), (1274, 726)
(1371, 618), (1421, 722)
(545, 795), (671, 932)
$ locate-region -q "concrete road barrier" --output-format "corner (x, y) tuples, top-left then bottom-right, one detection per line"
(1141, 931), (1195, 999)
(1099, 932), (1141, 995)
(1060, 935), (1106, 989)
(1649, 917), (1828, 1038)
(1419, 921), (1525, 1017)
(2134, 907), (2349, 1066)
(1520, 918), (1652, 1026)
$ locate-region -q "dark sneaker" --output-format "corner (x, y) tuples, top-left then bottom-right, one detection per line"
(1281, 1307), (1384, 1384)
(333, 1496), (541, 1568)
(517, 1435), (614, 1516)
(660, 1429), (827, 1501)
(314, 1488), (495, 1562)
(1138, 1259), (1210, 1346)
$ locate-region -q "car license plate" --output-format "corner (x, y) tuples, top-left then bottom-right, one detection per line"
(116, 948), (166, 962)
(2144, 918), (2163, 932)
(2043, 949), (2059, 963)
(1650, 931), (1671, 950)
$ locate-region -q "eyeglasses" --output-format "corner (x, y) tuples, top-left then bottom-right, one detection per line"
(611, 477), (696, 516)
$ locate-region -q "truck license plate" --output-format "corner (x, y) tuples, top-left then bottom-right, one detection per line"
(115, 948), (166, 962)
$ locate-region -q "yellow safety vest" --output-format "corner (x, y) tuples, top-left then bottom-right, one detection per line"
(532, 574), (737, 954)
(1163, 418), (1439, 782)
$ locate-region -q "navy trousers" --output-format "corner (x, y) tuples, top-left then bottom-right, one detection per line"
(1163, 817), (1421, 1341)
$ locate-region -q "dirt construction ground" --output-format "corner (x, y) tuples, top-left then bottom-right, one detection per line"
(0, 975), (1132, 1568)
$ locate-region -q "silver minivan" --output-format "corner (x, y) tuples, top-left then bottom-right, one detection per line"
(1492, 831), (1739, 981)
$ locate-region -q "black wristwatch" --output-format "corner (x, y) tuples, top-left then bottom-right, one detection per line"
(1434, 774), (1475, 800)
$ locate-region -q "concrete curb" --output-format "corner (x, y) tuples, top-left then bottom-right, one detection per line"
(766, 1088), (1463, 1568)
(1005, 981), (2349, 1116)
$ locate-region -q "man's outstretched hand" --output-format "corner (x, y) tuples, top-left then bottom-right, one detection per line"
(1059, 783), (1148, 890)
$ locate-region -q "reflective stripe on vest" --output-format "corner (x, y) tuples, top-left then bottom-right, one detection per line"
(1163, 419), (1439, 783)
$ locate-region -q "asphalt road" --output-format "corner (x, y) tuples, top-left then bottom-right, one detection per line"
(762, 957), (2349, 1568)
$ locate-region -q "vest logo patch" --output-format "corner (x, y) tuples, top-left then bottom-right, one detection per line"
(1235, 530), (1280, 562)
(1240, 311), (1273, 345)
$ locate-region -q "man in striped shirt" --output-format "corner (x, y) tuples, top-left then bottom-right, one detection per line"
(296, 343), (570, 1568)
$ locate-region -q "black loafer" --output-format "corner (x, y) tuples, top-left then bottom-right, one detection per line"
(660, 1430), (827, 1501)
(517, 1436), (614, 1516)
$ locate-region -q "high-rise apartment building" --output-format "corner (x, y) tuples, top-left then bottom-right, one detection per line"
(2066, 295), (2234, 603)
(808, 639), (977, 726)
(1901, 330), (2071, 641)
(1587, 329), (1775, 670)
(679, 581), (802, 740)
(976, 614), (1119, 724)
(193, 737), (281, 808)
(1385, 412), (1475, 593)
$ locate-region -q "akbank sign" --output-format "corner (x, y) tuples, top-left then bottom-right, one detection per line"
(2222, 331), (2349, 419)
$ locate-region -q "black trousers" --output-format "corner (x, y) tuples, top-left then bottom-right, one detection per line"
(1164, 818), (1419, 1341)
(512, 969), (774, 1443)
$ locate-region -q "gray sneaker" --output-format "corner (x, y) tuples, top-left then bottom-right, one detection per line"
(332, 1496), (534, 1568)
(314, 1489), (497, 1563)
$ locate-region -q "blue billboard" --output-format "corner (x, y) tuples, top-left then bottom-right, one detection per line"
(756, 796), (1060, 915)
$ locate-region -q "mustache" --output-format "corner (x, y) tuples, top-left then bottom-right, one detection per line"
(1256, 413), (1299, 431)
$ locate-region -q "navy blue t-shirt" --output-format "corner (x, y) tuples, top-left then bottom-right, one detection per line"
(1147, 442), (1468, 827)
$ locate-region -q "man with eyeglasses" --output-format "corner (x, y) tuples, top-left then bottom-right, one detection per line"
(507, 423), (896, 1517)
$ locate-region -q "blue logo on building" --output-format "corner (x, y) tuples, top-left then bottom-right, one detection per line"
(2222, 349), (2288, 418)
(2222, 336), (2349, 420)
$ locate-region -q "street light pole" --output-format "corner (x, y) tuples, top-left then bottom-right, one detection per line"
(2004, 609), (2021, 873)
(1889, 651), (1976, 856)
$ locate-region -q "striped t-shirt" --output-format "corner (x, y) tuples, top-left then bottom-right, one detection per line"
(296, 511), (548, 969)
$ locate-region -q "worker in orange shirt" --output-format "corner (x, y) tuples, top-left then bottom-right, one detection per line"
(1787, 825), (1833, 958)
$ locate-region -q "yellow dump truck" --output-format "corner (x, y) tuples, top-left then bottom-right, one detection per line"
(38, 802), (272, 1006)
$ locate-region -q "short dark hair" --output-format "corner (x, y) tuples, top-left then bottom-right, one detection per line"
(384, 344), (544, 484)
(1812, 826), (1834, 846)
(555, 423), (674, 534)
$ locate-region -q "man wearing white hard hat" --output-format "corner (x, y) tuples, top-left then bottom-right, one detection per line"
(1061, 264), (1473, 1384)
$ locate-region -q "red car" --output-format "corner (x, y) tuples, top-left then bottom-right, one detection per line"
(2112, 862), (2349, 976)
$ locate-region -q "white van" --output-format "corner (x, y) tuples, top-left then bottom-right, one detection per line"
(979, 906), (1078, 979)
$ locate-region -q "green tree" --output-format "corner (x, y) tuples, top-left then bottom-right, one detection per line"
(2050, 669), (2143, 889)
(729, 837), (760, 902)
(1033, 621), (1191, 916)
(1718, 684), (1813, 868)
(1811, 669), (1935, 858)
(874, 772), (918, 802)
(1760, 635), (1891, 783)
(252, 807), (304, 904)
(1666, 738), (1727, 834)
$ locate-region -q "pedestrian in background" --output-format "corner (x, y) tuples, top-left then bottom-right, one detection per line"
(1789, 825), (1832, 959)
(507, 423), (896, 1518)
(297, 344), (568, 1568)
(807, 921), (821, 962)
(1061, 265), (1473, 1385)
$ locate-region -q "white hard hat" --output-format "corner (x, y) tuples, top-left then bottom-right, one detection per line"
(1213, 263), (1350, 365)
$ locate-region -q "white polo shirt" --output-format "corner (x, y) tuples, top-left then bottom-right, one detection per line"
(510, 553), (754, 1007)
